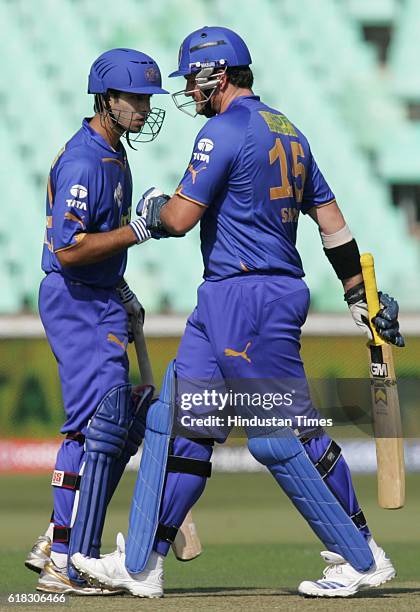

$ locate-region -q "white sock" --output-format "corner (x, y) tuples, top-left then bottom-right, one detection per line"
(51, 551), (67, 569)
(45, 523), (54, 540)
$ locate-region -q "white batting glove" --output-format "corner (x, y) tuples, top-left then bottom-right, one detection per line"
(116, 279), (145, 342)
(128, 216), (151, 244)
(344, 282), (373, 340)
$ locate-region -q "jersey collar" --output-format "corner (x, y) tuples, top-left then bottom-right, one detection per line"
(82, 118), (124, 158)
(225, 95), (261, 112)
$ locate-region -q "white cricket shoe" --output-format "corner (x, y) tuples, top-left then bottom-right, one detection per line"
(37, 560), (121, 596)
(71, 533), (164, 598)
(25, 535), (51, 574)
(298, 539), (396, 597)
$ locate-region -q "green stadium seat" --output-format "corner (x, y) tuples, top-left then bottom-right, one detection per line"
(388, 0), (420, 102)
(0, 0), (419, 313)
(345, 0), (399, 25)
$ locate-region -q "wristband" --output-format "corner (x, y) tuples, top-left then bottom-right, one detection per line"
(129, 217), (151, 244)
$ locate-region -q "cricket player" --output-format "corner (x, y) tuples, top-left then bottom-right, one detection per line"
(72, 27), (404, 598)
(31, 48), (168, 594)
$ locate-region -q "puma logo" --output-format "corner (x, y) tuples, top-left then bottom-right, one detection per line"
(224, 341), (252, 363)
(107, 333), (127, 351)
(188, 163), (207, 184)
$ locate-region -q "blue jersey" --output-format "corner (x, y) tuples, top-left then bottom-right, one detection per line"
(41, 119), (132, 287)
(176, 96), (335, 280)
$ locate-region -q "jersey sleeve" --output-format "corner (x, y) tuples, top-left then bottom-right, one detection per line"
(50, 157), (100, 252)
(301, 149), (336, 214)
(175, 119), (239, 208)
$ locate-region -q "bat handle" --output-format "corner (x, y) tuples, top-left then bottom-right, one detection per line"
(132, 321), (155, 388)
(360, 253), (384, 347)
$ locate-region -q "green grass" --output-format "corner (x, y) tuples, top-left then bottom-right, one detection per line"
(1, 473), (419, 611)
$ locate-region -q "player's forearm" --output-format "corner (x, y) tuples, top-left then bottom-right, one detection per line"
(56, 226), (138, 267)
(160, 195), (204, 234)
(342, 273), (364, 292)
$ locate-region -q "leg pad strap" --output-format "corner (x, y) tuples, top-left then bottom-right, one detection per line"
(156, 523), (178, 543)
(167, 455), (212, 478)
(51, 470), (81, 491)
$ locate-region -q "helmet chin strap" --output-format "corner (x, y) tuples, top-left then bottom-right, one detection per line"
(94, 93), (165, 147)
(172, 66), (226, 118)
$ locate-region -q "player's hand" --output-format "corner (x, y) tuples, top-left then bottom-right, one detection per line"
(373, 292), (405, 347)
(137, 187), (185, 239)
(344, 283), (405, 347)
(131, 384), (155, 418)
(137, 187), (172, 239)
(116, 279), (145, 343)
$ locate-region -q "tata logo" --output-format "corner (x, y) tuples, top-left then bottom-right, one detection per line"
(66, 199), (87, 211)
(193, 152), (210, 163)
(371, 362), (388, 377)
(70, 184), (88, 199)
(197, 138), (214, 153)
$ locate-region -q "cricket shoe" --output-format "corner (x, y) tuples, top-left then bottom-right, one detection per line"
(25, 535), (51, 574)
(37, 560), (122, 596)
(71, 532), (164, 598)
(298, 539), (396, 597)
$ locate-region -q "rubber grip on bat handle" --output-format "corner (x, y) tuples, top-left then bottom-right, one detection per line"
(360, 252), (383, 346)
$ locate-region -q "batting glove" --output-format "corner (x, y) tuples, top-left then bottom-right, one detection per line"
(116, 279), (145, 343)
(129, 215), (151, 244)
(344, 282), (405, 347)
(137, 187), (171, 239)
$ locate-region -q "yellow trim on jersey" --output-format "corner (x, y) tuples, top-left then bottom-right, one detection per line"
(47, 175), (53, 209)
(44, 231), (53, 252)
(315, 198), (337, 209)
(64, 212), (86, 228)
(47, 146), (66, 209)
(54, 233), (86, 253)
(175, 186), (208, 208)
(51, 146), (66, 170)
(46, 216), (52, 229)
(102, 157), (126, 170)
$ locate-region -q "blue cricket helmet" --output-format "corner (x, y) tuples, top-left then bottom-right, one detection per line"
(169, 26), (252, 78)
(89, 48), (169, 95)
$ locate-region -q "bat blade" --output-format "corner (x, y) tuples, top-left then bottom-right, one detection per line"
(361, 253), (405, 509)
(368, 343), (405, 509)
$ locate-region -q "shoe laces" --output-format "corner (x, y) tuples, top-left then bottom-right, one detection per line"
(323, 562), (344, 580)
(320, 552), (346, 580)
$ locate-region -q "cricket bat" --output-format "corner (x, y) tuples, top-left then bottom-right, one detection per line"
(360, 253), (405, 509)
(132, 321), (202, 559)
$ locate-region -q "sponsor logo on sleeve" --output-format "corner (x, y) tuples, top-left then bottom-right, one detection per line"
(70, 184), (88, 199)
(188, 164), (207, 184)
(193, 137), (214, 163)
(66, 199), (87, 211)
(67, 184), (88, 210)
